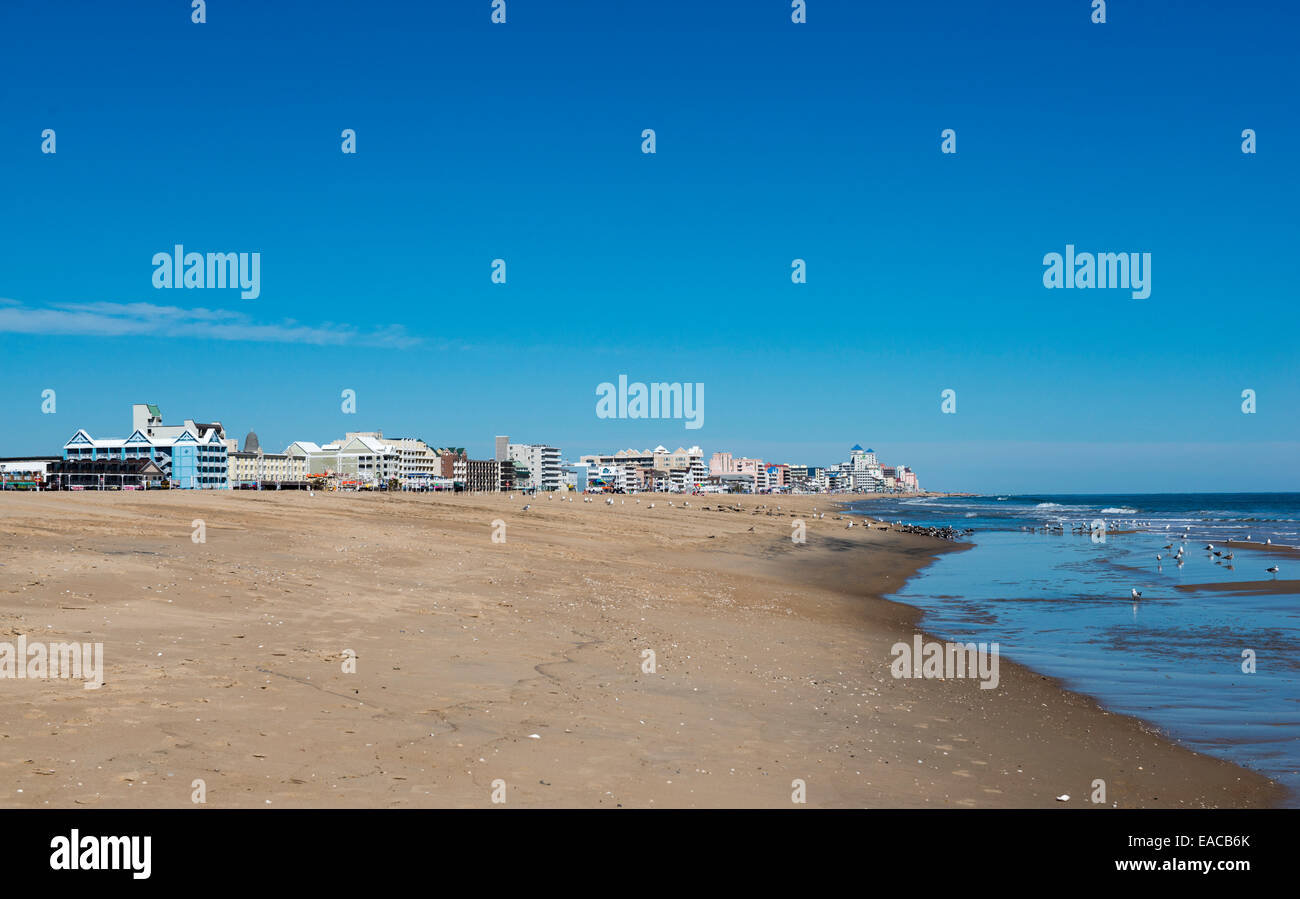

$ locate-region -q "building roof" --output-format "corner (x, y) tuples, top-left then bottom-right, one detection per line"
(851, 444), (863, 451)
(244, 430), (260, 453)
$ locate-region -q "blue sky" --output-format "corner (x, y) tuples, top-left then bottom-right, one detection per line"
(1, 0), (1296, 493)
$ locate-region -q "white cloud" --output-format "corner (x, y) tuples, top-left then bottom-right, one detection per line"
(0, 298), (421, 348)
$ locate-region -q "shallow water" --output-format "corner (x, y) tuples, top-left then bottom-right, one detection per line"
(847, 493), (1300, 805)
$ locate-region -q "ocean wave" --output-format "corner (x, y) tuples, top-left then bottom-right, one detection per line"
(1100, 507), (1139, 514)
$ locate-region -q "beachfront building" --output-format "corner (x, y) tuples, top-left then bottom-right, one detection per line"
(849, 445), (877, 467)
(434, 448), (467, 480)
(45, 457), (166, 491)
(579, 445), (704, 493)
(707, 452), (767, 492)
(284, 441), (322, 480)
(507, 442), (562, 491)
(785, 464), (815, 492)
(0, 457), (62, 490)
(708, 452), (732, 476)
(897, 465), (919, 492)
(704, 472), (755, 493)
(766, 464), (790, 491)
(461, 458), (500, 492)
(226, 431), (308, 489)
(849, 445), (886, 492)
(559, 461), (589, 492)
(346, 432), (440, 483)
(62, 404), (229, 489)
(303, 434), (400, 487)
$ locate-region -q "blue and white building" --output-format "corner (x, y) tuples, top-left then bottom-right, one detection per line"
(62, 403), (229, 489)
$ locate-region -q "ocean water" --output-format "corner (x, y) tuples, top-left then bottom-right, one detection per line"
(845, 493), (1300, 805)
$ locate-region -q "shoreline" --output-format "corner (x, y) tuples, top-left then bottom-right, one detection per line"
(0, 491), (1284, 807)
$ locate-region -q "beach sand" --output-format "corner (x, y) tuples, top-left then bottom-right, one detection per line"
(0, 491), (1283, 808)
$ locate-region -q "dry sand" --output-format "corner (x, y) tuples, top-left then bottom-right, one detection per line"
(0, 491), (1283, 808)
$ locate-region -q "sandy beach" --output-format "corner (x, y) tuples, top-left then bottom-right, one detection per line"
(0, 491), (1283, 808)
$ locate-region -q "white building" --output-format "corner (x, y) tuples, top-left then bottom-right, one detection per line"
(349, 432), (439, 482)
(507, 442), (562, 491)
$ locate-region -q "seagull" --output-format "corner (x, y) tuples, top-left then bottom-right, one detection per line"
(1225, 552), (1233, 561)
(1267, 566), (1280, 575)
(1156, 554), (1162, 561)
(522, 504), (530, 511)
(1131, 588), (1142, 600)
(1163, 544), (1173, 550)
(1204, 544), (1214, 551)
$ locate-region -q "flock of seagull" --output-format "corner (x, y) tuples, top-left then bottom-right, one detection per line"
(1027, 518), (1285, 601)
(1051, 521), (1286, 601)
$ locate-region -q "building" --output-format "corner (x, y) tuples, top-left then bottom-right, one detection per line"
(579, 445), (704, 493)
(45, 457), (165, 491)
(303, 433), (401, 487)
(226, 430), (308, 489)
(434, 448), (467, 480)
(707, 453), (766, 492)
(348, 432), (439, 483)
(708, 452), (732, 476)
(766, 464), (789, 491)
(0, 457), (61, 490)
(559, 461), (589, 492)
(507, 442), (561, 491)
(462, 458), (500, 492)
(62, 404), (229, 489)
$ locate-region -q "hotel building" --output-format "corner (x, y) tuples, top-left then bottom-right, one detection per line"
(506, 442), (562, 492)
(62, 404), (229, 489)
(226, 431), (308, 488)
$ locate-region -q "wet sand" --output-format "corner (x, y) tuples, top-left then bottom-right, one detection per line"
(0, 491), (1283, 808)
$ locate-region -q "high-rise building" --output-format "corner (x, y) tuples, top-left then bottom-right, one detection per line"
(507, 442), (561, 491)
